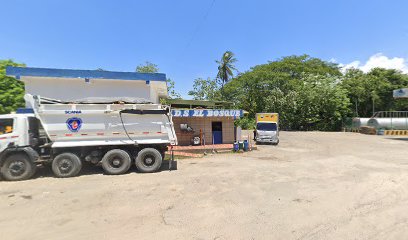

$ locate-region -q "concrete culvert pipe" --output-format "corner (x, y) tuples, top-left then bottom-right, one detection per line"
(352, 118), (370, 129)
(367, 118), (408, 130)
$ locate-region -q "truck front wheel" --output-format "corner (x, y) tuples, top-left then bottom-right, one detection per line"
(135, 148), (162, 173)
(0, 153), (36, 181)
(52, 152), (82, 178)
(101, 149), (131, 175)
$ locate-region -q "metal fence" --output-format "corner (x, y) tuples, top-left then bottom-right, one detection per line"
(371, 111), (408, 118)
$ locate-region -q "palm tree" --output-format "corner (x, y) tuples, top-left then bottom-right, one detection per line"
(216, 51), (237, 91)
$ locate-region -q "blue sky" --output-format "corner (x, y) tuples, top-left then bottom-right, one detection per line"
(1, 0), (408, 98)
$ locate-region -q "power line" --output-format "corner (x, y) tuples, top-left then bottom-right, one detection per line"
(185, 0), (216, 50)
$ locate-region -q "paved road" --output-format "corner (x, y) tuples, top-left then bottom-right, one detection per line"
(1, 132), (408, 240)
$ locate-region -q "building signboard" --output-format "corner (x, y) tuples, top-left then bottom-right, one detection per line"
(393, 88), (408, 98)
(172, 109), (243, 118)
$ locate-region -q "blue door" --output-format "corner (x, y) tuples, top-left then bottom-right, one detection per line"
(212, 122), (223, 144)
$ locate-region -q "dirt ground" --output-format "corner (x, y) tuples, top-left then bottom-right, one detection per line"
(1, 132), (408, 240)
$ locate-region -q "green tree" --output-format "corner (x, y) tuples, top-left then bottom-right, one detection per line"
(340, 69), (368, 117)
(224, 55), (341, 113)
(292, 74), (350, 130)
(166, 78), (181, 99)
(216, 51), (237, 94)
(187, 77), (220, 100)
(0, 60), (26, 114)
(136, 61), (159, 73)
(223, 55), (349, 131)
(341, 68), (408, 117)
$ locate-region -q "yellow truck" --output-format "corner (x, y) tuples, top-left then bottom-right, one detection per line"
(255, 113), (279, 145)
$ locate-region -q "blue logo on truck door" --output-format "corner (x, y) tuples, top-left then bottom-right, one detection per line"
(66, 117), (82, 132)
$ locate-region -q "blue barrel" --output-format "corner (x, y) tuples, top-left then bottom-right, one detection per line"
(243, 140), (249, 151)
(233, 142), (239, 152)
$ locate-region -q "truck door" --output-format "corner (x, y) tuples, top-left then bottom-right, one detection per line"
(0, 118), (15, 152)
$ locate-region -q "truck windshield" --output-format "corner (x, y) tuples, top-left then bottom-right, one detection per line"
(257, 122), (277, 131)
(0, 119), (14, 135)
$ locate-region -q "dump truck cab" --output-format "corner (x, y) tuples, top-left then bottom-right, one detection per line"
(0, 114), (35, 152)
(255, 113), (279, 145)
(0, 113), (42, 181)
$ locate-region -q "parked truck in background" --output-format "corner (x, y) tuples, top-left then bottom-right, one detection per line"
(0, 94), (177, 181)
(255, 113), (279, 145)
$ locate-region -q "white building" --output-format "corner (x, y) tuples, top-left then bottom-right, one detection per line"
(6, 67), (168, 104)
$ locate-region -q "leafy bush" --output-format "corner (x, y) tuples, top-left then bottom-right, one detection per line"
(235, 117), (256, 130)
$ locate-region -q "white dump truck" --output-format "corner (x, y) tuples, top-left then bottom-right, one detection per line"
(0, 94), (177, 181)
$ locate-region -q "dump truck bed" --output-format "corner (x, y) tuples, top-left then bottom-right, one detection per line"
(25, 94), (177, 148)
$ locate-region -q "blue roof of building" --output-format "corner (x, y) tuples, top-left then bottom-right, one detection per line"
(6, 66), (167, 82)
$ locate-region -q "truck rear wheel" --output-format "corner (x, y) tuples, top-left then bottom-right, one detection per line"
(1, 153), (36, 181)
(52, 152), (82, 178)
(101, 149), (131, 175)
(135, 148), (162, 173)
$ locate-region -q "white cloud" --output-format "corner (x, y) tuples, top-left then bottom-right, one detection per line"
(340, 53), (408, 73)
(329, 58), (337, 63)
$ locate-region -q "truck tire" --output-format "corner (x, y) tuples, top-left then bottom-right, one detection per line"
(101, 149), (131, 175)
(135, 148), (162, 173)
(52, 152), (82, 178)
(0, 153), (36, 181)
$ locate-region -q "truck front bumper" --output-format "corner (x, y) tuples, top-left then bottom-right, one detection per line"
(256, 138), (279, 144)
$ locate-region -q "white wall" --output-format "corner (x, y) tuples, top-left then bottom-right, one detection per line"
(23, 76), (168, 104)
(150, 81), (168, 103)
